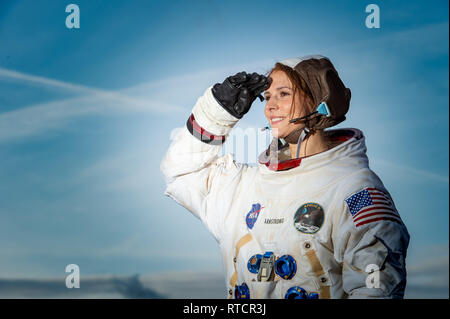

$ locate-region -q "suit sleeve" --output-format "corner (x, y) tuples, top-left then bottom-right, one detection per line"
(160, 86), (246, 241)
(332, 183), (410, 299)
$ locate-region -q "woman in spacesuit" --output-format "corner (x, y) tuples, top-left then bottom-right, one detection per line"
(160, 55), (410, 299)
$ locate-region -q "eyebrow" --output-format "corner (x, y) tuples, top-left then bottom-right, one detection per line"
(264, 86), (293, 94)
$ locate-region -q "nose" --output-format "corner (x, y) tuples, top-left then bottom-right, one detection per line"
(265, 99), (279, 112)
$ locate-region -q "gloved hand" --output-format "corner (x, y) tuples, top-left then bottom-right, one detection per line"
(211, 72), (271, 119)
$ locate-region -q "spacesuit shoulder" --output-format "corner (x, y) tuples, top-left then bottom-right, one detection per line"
(339, 167), (387, 199)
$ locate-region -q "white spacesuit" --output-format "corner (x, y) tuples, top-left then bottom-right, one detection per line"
(160, 58), (410, 299)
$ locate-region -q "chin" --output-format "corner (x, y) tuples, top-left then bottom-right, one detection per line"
(270, 128), (286, 139)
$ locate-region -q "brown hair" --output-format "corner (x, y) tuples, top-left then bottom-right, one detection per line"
(268, 63), (315, 121)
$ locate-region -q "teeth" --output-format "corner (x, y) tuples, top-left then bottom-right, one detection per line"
(272, 117), (284, 122)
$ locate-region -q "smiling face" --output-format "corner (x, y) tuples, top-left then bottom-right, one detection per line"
(263, 70), (306, 139)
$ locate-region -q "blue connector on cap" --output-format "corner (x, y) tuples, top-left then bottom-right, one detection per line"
(317, 102), (331, 117)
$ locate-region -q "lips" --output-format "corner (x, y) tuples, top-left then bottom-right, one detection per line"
(270, 117), (285, 124)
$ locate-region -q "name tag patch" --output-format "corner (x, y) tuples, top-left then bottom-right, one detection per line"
(264, 218), (285, 225)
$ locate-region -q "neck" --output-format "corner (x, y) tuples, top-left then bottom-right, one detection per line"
(288, 129), (330, 159)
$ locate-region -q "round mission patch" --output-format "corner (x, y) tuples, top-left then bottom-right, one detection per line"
(293, 203), (324, 234)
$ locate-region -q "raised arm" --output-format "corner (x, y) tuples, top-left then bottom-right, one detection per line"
(160, 72), (269, 239)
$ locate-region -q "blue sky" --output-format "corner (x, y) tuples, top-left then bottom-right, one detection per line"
(0, 0), (448, 298)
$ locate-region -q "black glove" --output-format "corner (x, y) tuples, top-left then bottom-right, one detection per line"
(211, 71), (271, 119)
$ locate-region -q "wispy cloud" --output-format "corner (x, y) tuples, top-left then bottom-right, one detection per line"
(0, 67), (102, 94)
(0, 68), (188, 142)
(372, 158), (449, 184)
(0, 95), (174, 141)
(0, 67), (183, 112)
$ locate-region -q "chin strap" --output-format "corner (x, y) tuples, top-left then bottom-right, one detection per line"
(283, 126), (310, 159)
(295, 128), (310, 158)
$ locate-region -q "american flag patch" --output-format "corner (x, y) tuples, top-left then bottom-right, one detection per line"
(345, 188), (402, 228)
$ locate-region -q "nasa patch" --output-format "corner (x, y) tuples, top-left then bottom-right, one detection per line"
(293, 203), (324, 234)
(246, 203), (263, 230)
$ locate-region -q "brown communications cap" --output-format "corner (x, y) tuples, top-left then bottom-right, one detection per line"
(279, 55), (351, 130)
